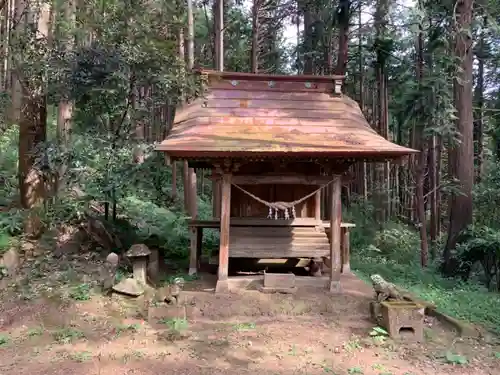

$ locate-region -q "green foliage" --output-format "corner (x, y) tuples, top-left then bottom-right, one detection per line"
(69, 283), (92, 301)
(369, 326), (388, 337)
(474, 163), (500, 229)
(343, 199), (420, 264)
(0, 127), (24, 238)
(52, 327), (85, 344)
(0, 126), (18, 206)
(0, 232), (12, 255)
(349, 202), (500, 334)
(369, 326), (389, 345)
(445, 351), (468, 365)
(451, 225), (500, 291)
(0, 334), (10, 346)
(159, 317), (189, 333)
(347, 367), (363, 374)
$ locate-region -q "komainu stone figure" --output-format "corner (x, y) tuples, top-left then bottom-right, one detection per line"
(370, 274), (402, 302)
(370, 274), (403, 323)
(102, 252), (119, 294)
(154, 277), (185, 305)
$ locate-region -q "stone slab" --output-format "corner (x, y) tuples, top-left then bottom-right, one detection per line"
(263, 272), (296, 288)
(258, 286), (297, 294)
(112, 278), (145, 297)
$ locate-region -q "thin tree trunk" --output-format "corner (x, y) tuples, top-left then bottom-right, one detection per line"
(473, 15), (485, 183)
(303, 4), (313, 74)
(251, 0), (259, 73)
(374, 0), (389, 224)
(212, 0), (224, 217)
(55, 0), (76, 195)
(428, 135), (437, 246)
(214, 0), (223, 72)
(178, 25), (190, 213)
(357, 4), (367, 200)
(436, 134), (442, 238)
(186, 0), (197, 219)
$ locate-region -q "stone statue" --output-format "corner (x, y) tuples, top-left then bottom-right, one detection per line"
(369, 274), (403, 323)
(370, 274), (402, 302)
(154, 277), (185, 305)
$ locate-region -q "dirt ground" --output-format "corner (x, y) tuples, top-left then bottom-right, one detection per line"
(1, 256), (500, 375)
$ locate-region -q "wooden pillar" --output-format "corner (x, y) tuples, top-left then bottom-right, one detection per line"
(183, 160), (189, 212)
(213, 181), (221, 218)
(171, 161), (177, 200)
(212, 169), (221, 219)
(328, 175), (342, 293)
(188, 168), (197, 218)
(196, 228), (203, 270)
(315, 189), (321, 221)
(341, 227), (350, 273)
(188, 226), (198, 275)
(215, 172), (231, 293)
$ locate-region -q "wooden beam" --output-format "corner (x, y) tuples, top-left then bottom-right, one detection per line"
(328, 175), (342, 293)
(210, 174), (334, 185)
(189, 218), (356, 228)
(215, 172), (231, 293)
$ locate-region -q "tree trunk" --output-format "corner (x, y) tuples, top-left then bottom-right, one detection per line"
(55, 0), (76, 195)
(443, 0), (475, 273)
(8, 0), (23, 127)
(18, 0), (51, 236)
(303, 3), (313, 74)
(415, 18), (429, 267)
(335, 0), (350, 76)
(373, 0), (389, 224)
(473, 16), (485, 183)
(214, 0), (223, 72)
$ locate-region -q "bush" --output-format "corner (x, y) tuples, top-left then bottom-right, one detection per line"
(343, 198), (419, 264)
(0, 126), (18, 206)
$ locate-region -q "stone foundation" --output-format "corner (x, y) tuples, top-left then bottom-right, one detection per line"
(380, 301), (425, 342)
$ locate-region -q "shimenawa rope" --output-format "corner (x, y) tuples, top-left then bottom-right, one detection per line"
(231, 179), (335, 220)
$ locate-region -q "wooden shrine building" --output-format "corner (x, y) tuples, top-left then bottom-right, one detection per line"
(156, 70), (417, 293)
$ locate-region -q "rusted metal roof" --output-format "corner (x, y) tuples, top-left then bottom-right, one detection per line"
(156, 71), (417, 160)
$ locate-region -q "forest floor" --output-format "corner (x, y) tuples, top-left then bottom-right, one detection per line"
(1, 250), (500, 375)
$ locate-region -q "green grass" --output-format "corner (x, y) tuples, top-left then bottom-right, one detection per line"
(352, 254), (500, 333)
(0, 232), (12, 254)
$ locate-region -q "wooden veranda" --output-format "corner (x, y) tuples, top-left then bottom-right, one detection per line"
(156, 70), (417, 293)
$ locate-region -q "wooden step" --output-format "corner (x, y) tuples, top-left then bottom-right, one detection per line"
(230, 227), (326, 237)
(230, 245), (330, 258)
(231, 237), (329, 245)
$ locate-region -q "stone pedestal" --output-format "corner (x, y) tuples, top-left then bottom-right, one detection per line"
(380, 301), (425, 342)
